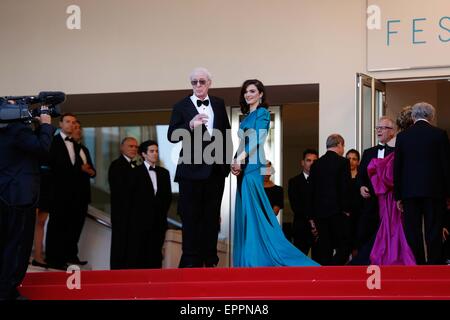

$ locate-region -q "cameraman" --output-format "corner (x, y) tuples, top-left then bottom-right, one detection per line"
(0, 104), (54, 300)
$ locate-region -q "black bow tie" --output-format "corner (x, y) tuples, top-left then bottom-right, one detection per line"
(65, 137), (74, 143)
(130, 160), (137, 167)
(197, 99), (209, 107)
(377, 144), (393, 151)
(148, 166), (156, 171)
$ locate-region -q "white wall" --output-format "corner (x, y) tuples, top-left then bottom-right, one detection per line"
(1, 0), (449, 153)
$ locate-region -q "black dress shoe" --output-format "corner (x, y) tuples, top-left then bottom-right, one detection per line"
(31, 259), (48, 268)
(46, 262), (69, 271)
(67, 258), (88, 266)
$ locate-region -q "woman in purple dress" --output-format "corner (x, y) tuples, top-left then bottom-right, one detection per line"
(368, 106), (416, 265)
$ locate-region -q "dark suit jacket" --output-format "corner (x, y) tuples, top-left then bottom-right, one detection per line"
(108, 155), (134, 226)
(309, 150), (352, 219)
(357, 145), (394, 195)
(394, 120), (450, 200)
(127, 164), (172, 267)
(79, 144), (96, 204)
(288, 172), (311, 221)
(0, 123), (54, 206)
(108, 154), (135, 269)
(167, 95), (232, 181)
(48, 133), (83, 208)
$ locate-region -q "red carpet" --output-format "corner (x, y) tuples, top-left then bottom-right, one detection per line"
(20, 266), (450, 300)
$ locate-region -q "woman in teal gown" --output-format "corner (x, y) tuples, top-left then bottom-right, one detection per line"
(231, 79), (319, 267)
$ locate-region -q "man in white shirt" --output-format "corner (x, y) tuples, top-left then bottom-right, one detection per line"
(167, 67), (232, 268)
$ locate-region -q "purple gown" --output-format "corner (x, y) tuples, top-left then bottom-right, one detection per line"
(368, 152), (416, 265)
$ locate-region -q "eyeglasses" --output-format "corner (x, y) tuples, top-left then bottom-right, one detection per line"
(375, 126), (393, 131)
(191, 79), (207, 86)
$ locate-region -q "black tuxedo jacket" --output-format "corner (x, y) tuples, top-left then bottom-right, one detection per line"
(126, 164), (172, 267)
(0, 123), (54, 206)
(357, 145), (394, 195)
(309, 151), (352, 219)
(49, 133), (84, 206)
(167, 95), (232, 181)
(108, 155), (134, 224)
(108, 154), (135, 269)
(394, 120), (450, 200)
(288, 172), (311, 221)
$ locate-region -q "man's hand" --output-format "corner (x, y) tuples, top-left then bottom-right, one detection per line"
(38, 114), (51, 125)
(360, 186), (371, 198)
(189, 113), (208, 130)
(443, 228), (449, 242)
(81, 163), (95, 177)
(396, 200), (403, 212)
(231, 161), (241, 176)
(309, 219), (319, 239)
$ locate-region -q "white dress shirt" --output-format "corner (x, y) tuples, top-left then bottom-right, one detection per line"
(377, 143), (386, 159)
(79, 147), (87, 165)
(190, 94), (214, 136)
(144, 161), (157, 195)
(302, 171), (310, 181)
(60, 131), (76, 165)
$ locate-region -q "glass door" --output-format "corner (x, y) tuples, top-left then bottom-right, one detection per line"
(356, 73), (386, 152)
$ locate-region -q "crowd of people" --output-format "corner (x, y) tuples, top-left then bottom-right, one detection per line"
(1, 66), (449, 299)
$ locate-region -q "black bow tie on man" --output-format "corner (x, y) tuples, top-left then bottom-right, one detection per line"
(148, 166), (156, 172)
(197, 99), (209, 107)
(377, 144), (393, 151)
(65, 136), (74, 143)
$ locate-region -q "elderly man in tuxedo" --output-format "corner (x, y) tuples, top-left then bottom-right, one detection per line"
(108, 137), (139, 269)
(168, 67), (232, 268)
(394, 102), (450, 264)
(353, 116), (396, 264)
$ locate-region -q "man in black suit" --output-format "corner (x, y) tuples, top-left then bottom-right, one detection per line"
(0, 105), (54, 300)
(354, 116), (395, 263)
(126, 140), (172, 269)
(394, 102), (450, 264)
(108, 137), (139, 269)
(168, 67), (232, 268)
(309, 134), (352, 265)
(288, 148), (319, 255)
(45, 113), (85, 269)
(72, 120), (96, 263)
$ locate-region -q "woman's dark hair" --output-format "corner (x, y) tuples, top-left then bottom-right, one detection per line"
(345, 148), (360, 161)
(239, 79), (268, 114)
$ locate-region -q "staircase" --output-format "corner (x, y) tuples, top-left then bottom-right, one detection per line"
(20, 266), (450, 300)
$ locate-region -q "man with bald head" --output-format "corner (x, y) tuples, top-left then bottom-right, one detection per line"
(168, 67), (232, 268)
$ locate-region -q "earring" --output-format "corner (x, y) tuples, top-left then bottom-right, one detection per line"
(259, 97), (262, 104)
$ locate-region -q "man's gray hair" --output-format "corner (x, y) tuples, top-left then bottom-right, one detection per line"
(378, 116), (395, 128)
(189, 67), (212, 81)
(411, 102), (435, 122)
(121, 137), (137, 145)
(326, 134), (345, 149)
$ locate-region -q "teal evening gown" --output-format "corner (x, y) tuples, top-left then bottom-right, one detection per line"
(233, 107), (320, 267)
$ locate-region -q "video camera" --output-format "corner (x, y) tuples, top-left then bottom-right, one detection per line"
(0, 91), (65, 128)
